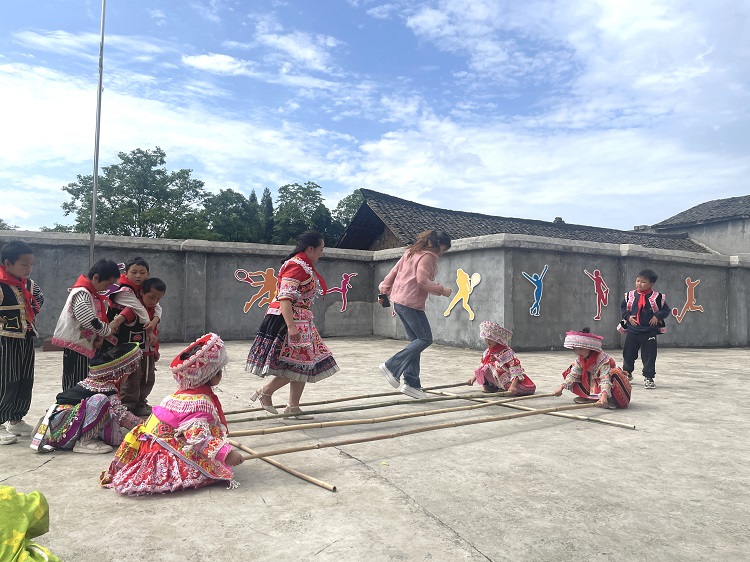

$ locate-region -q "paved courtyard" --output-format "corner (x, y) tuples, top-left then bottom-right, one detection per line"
(1, 337), (748, 561)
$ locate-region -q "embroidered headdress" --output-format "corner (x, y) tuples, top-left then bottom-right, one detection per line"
(479, 321), (512, 346)
(80, 343), (142, 392)
(170, 333), (229, 390)
(563, 330), (603, 352)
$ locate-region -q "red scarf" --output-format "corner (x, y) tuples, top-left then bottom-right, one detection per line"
(0, 265), (38, 324)
(635, 290), (650, 324)
(72, 275), (109, 323)
(294, 251), (327, 295)
(177, 384), (227, 428)
(117, 274), (141, 297)
(482, 343), (508, 365)
(578, 351), (600, 394)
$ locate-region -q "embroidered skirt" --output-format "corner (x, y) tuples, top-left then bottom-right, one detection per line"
(246, 312), (339, 383)
(474, 365), (536, 396)
(35, 394), (120, 450)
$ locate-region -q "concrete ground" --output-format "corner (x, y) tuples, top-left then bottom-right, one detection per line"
(1, 337), (748, 562)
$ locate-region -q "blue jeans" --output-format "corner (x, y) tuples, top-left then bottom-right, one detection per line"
(385, 303), (433, 389)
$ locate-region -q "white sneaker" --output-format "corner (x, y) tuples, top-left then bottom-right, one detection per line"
(73, 439), (113, 454)
(400, 384), (428, 400)
(0, 426), (18, 445)
(4, 420), (34, 437)
(379, 363), (400, 389)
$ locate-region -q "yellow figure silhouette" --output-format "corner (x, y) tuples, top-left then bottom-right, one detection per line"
(444, 269), (481, 320)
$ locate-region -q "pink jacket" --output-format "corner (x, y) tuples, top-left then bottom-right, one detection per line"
(379, 250), (446, 310)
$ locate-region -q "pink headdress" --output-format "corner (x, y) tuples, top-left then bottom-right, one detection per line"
(479, 321), (512, 346)
(170, 333), (229, 390)
(563, 330), (603, 352)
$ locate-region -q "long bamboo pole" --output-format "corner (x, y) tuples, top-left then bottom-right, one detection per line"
(224, 382), (472, 416)
(227, 391), (509, 424)
(229, 393), (558, 437)
(228, 439), (336, 492)
(427, 390), (636, 430)
(236, 402), (599, 460)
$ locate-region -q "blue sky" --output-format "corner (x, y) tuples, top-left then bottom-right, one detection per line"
(1, 0), (748, 232)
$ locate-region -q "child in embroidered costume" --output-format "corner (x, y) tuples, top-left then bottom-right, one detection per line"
(30, 342), (143, 454)
(108, 259), (165, 417)
(246, 230), (339, 420)
(0, 241), (44, 445)
(467, 321), (535, 396)
(619, 269), (669, 389)
(0, 485), (60, 562)
(52, 259), (126, 391)
(103, 333), (243, 495)
(554, 328), (632, 409)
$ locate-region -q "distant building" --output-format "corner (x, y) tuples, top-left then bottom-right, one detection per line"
(648, 195), (750, 255)
(337, 189), (709, 254)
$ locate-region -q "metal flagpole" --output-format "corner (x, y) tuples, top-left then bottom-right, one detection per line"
(89, 0), (107, 268)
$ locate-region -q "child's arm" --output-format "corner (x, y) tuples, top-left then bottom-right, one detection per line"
(554, 362), (582, 396)
(71, 291), (112, 337)
(30, 280), (44, 313)
(143, 303), (162, 332)
(112, 290), (150, 325)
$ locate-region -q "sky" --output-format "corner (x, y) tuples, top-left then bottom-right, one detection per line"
(1, 0), (749, 232)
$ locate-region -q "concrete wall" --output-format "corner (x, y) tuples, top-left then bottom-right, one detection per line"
(653, 218), (750, 256)
(1, 230), (748, 351)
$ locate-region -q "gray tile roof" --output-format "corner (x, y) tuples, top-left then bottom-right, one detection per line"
(652, 195), (750, 228)
(337, 189), (710, 253)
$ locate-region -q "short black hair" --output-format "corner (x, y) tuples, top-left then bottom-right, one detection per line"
(125, 256), (150, 272)
(87, 259), (121, 281)
(142, 277), (166, 294)
(1, 241), (33, 264)
(637, 269), (658, 283)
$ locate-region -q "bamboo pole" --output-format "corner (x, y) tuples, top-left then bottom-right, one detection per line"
(427, 390), (636, 430)
(224, 382), (471, 416)
(235, 403), (599, 460)
(229, 393), (558, 437)
(227, 391), (510, 424)
(228, 439), (336, 492)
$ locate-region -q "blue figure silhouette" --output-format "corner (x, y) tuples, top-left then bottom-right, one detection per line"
(522, 264), (549, 317)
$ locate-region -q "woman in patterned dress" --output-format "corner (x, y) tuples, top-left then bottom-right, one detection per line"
(246, 230), (339, 419)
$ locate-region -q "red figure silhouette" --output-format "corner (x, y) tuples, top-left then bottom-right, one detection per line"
(234, 268), (278, 312)
(324, 272), (358, 312)
(584, 269), (609, 321)
(672, 277), (703, 323)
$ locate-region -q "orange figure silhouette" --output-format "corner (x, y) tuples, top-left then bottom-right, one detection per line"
(672, 277), (704, 323)
(444, 269), (481, 320)
(234, 268), (278, 312)
(324, 272), (358, 312)
(584, 269), (609, 321)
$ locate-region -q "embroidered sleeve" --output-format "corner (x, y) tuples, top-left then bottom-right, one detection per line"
(178, 420), (227, 460)
(31, 280), (44, 313)
(620, 294), (629, 319)
(655, 294), (670, 320)
(109, 396), (142, 429)
(488, 350), (526, 381)
(598, 362), (613, 397)
(503, 356), (526, 381)
(71, 291), (111, 336)
(112, 289), (150, 324)
(562, 360), (582, 389)
(276, 276), (302, 302)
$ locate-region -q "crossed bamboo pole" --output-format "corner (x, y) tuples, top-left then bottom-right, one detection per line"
(228, 439), (336, 492)
(229, 393), (557, 437)
(427, 389), (636, 430)
(234, 402), (599, 461)
(223, 382), (471, 416)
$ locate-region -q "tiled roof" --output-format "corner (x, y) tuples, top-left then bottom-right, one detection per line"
(652, 195), (750, 228)
(337, 189), (710, 254)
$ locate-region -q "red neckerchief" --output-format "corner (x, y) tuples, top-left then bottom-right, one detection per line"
(177, 384), (227, 428)
(72, 275), (109, 323)
(578, 351), (600, 394)
(294, 251), (327, 295)
(0, 265), (38, 324)
(117, 274), (141, 297)
(635, 290), (650, 324)
(482, 343), (508, 365)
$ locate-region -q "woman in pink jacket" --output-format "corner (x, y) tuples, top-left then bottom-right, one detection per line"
(378, 229), (452, 399)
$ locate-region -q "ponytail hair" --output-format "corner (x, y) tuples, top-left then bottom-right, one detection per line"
(283, 230), (324, 263)
(407, 229), (452, 257)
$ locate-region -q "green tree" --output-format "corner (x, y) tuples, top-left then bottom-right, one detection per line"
(0, 219), (17, 230)
(332, 189), (364, 229)
(40, 223), (73, 232)
(259, 187), (274, 244)
(272, 182), (326, 244)
(60, 147), (208, 238)
(203, 189), (258, 242)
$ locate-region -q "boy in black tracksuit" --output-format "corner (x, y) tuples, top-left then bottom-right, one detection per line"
(620, 269), (670, 389)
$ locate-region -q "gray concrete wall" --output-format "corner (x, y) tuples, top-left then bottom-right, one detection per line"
(653, 218), (750, 255)
(1, 230), (747, 351)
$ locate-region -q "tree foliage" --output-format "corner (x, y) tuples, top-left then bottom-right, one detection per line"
(0, 219), (17, 230)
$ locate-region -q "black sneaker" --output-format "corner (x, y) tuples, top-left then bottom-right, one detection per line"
(644, 378), (656, 389)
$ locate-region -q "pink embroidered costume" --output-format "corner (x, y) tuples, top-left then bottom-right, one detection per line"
(471, 322), (535, 396)
(30, 343), (143, 453)
(246, 252), (338, 382)
(559, 330), (631, 409)
(103, 333), (239, 495)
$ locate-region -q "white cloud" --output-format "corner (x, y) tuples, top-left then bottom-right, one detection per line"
(256, 30), (342, 73)
(148, 9), (167, 26)
(367, 4), (397, 19)
(182, 53), (255, 76)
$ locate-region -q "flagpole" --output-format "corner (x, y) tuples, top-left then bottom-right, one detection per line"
(90, 0), (107, 268)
